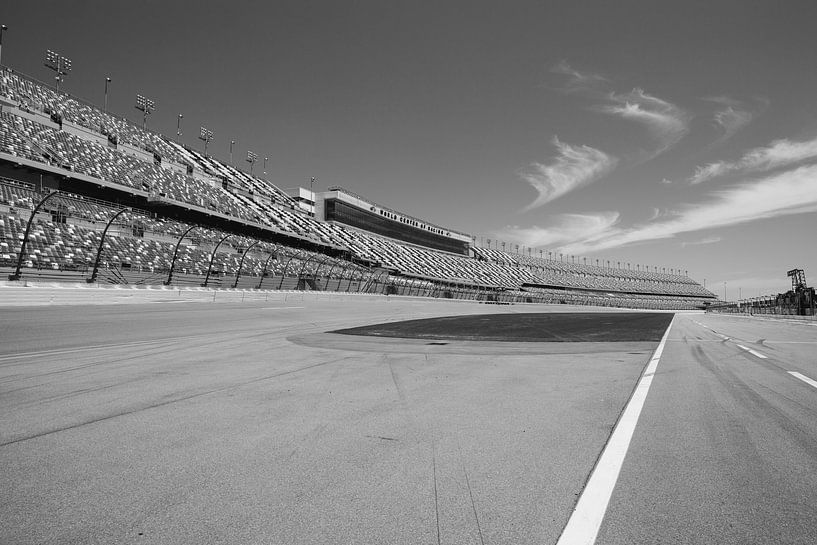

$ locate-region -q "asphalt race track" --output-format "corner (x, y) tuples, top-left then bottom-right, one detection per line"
(1, 294), (816, 544)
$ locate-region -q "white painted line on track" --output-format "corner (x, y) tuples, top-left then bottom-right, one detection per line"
(789, 371), (817, 390)
(261, 306), (305, 310)
(148, 300), (205, 304)
(765, 341), (817, 344)
(0, 334), (208, 363)
(736, 344), (768, 359)
(556, 316), (675, 545)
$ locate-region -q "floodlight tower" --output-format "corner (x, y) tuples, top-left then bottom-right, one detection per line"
(263, 156), (268, 177)
(230, 140), (236, 164)
(199, 126), (214, 155)
(134, 94), (155, 130)
(176, 114), (183, 136)
(246, 151), (258, 174)
(44, 49), (72, 92)
(1, 25), (8, 68)
(103, 77), (112, 112)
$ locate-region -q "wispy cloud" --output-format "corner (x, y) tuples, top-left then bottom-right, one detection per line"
(549, 162), (817, 254)
(598, 88), (690, 159)
(551, 60), (608, 92)
(702, 96), (761, 146)
(681, 236), (721, 247)
(495, 211), (620, 248)
(519, 137), (617, 211)
(648, 208), (672, 221)
(551, 63), (689, 162)
(713, 107), (753, 142)
(690, 136), (817, 184)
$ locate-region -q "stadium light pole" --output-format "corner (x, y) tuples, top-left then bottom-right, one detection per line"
(176, 114), (183, 136)
(263, 156), (268, 177)
(44, 49), (72, 92)
(0, 25), (7, 68)
(135, 94), (155, 130)
(246, 150), (258, 175)
(199, 126), (214, 155)
(230, 140), (236, 165)
(103, 77), (111, 112)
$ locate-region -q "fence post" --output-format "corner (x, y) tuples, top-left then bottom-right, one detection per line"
(323, 259), (341, 291)
(202, 233), (232, 288)
(257, 247), (278, 290)
(278, 249), (304, 290)
(233, 240), (260, 288)
(87, 207), (130, 284)
(165, 225), (197, 285)
(8, 189), (61, 281)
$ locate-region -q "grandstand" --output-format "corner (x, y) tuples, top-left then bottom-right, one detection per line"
(0, 65), (716, 309)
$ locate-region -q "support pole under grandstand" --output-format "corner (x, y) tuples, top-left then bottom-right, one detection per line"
(87, 207), (130, 284)
(202, 234), (232, 288)
(8, 190), (61, 281)
(257, 248), (278, 289)
(165, 225), (197, 285)
(232, 240), (260, 288)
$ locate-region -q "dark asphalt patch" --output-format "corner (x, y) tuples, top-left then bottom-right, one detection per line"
(332, 312), (674, 343)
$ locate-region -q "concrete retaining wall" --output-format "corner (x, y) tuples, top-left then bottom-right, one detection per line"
(0, 282), (463, 307)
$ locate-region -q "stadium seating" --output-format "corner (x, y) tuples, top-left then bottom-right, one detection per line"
(0, 69), (715, 308)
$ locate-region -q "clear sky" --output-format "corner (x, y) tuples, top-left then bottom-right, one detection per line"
(4, 0), (817, 298)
